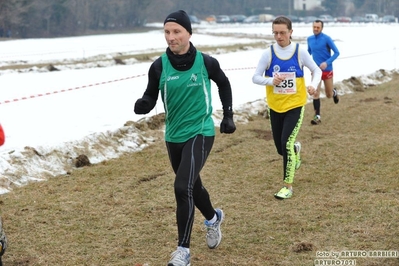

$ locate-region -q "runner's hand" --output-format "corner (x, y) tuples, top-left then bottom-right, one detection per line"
(134, 96), (155, 114)
(220, 110), (236, 134)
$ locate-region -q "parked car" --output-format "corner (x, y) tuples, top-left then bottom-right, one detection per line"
(205, 15), (216, 23)
(216, 15), (231, 23)
(188, 15), (200, 24)
(352, 16), (367, 23)
(259, 14), (275, 22)
(243, 15), (259, 23)
(365, 14), (379, 23)
(230, 14), (247, 23)
(381, 15), (396, 23)
(336, 16), (352, 23)
(318, 14), (335, 23)
(302, 16), (318, 23)
(285, 15), (300, 22)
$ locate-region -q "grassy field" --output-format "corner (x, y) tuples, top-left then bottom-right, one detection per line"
(1, 73), (399, 265)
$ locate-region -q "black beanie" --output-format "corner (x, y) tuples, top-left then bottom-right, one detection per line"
(164, 10), (192, 35)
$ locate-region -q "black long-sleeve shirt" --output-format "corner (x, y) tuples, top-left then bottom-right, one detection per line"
(141, 42), (233, 112)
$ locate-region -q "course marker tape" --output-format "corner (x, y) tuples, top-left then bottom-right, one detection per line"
(0, 74), (147, 105)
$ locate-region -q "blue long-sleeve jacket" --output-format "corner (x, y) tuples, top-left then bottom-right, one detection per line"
(307, 32), (340, 71)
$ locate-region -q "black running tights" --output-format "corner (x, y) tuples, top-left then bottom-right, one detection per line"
(166, 135), (216, 248)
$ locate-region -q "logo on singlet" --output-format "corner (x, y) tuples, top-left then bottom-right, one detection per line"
(167, 75), (180, 81)
(190, 73), (197, 82)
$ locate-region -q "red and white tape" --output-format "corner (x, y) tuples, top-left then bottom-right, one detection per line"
(0, 67), (255, 105)
(0, 74), (146, 105)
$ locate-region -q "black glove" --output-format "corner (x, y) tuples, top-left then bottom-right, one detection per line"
(220, 110), (236, 134)
(134, 96), (154, 114)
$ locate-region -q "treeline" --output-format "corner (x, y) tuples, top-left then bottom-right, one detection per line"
(0, 0), (397, 39)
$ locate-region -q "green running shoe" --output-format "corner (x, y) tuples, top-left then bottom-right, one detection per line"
(311, 115), (321, 125)
(274, 186), (293, 199)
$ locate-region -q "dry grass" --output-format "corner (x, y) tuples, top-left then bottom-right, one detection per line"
(1, 74), (399, 265)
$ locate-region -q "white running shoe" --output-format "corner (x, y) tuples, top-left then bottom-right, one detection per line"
(167, 247), (190, 266)
(204, 208), (224, 249)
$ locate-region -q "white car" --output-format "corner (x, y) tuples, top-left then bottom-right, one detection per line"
(243, 15), (259, 23)
(365, 14), (379, 23)
(216, 15), (231, 23)
(318, 14), (335, 23)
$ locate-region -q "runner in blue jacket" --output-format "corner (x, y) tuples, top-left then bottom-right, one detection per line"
(307, 19), (340, 125)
